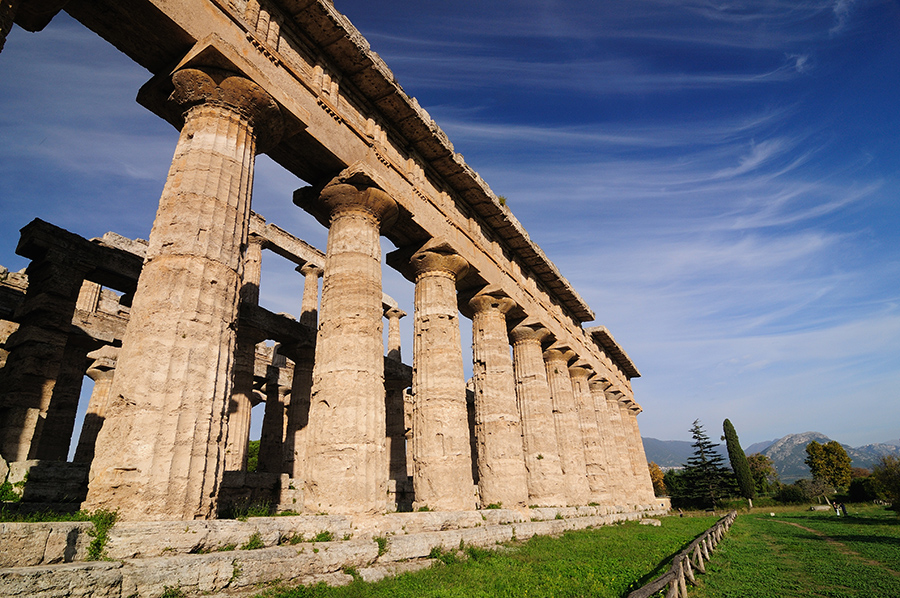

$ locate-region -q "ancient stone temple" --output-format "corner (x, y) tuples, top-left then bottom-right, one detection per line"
(0, 0), (657, 526)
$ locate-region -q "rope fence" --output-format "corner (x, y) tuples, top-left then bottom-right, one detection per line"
(626, 510), (737, 598)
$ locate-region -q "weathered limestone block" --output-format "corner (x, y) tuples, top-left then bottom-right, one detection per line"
(304, 171), (397, 514)
(84, 67), (283, 521)
(0, 561), (124, 598)
(543, 347), (590, 506)
(509, 322), (566, 507)
(409, 241), (475, 511)
(72, 345), (119, 464)
(0, 521), (92, 567)
(569, 365), (611, 504)
(469, 291), (528, 511)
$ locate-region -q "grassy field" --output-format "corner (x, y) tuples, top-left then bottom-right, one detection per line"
(255, 515), (719, 598)
(691, 504), (900, 598)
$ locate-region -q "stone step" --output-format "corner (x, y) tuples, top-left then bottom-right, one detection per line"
(0, 506), (665, 597)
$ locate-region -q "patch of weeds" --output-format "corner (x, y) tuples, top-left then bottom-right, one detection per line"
(428, 545), (460, 565)
(86, 508), (118, 561)
(465, 545), (492, 562)
(230, 561), (243, 583)
(536, 454), (544, 460)
(312, 547), (319, 553)
(341, 533), (352, 541)
(588, 502), (599, 507)
(0, 479), (21, 502)
(417, 505), (431, 512)
(485, 502), (502, 510)
(342, 566), (361, 581)
(160, 586), (186, 598)
(374, 536), (388, 556)
(279, 533), (304, 546)
(312, 530), (334, 543)
(555, 512), (564, 520)
(240, 531), (265, 550)
(216, 544), (237, 552)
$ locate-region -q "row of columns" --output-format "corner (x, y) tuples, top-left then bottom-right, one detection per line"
(44, 63), (655, 520)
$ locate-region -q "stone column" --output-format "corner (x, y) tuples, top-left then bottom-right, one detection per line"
(510, 322), (566, 507)
(589, 378), (622, 505)
(0, 255), (86, 461)
(283, 264), (321, 479)
(258, 359), (290, 474)
(469, 291), (528, 510)
(304, 174), (397, 514)
(409, 242), (475, 511)
(543, 347), (590, 506)
(84, 67), (283, 520)
(569, 365), (610, 505)
(32, 338), (90, 460)
(622, 401), (655, 503)
(73, 345), (119, 464)
(605, 387), (634, 503)
(225, 233), (264, 472)
(384, 308), (408, 486)
(617, 398), (649, 502)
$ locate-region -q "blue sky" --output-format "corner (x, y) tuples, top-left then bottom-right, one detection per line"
(1, 1), (898, 448)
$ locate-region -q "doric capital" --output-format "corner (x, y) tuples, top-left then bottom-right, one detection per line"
(168, 67), (283, 151)
(543, 346), (576, 365)
(319, 181), (398, 228)
(384, 307), (406, 320)
(298, 263), (324, 278)
(567, 365), (592, 381)
(468, 293), (516, 315)
(411, 245), (469, 281)
(509, 322), (551, 345)
(588, 377), (611, 393)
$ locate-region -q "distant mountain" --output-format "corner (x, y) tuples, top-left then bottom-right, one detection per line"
(642, 437), (727, 469)
(642, 432), (900, 481)
(744, 439), (777, 455)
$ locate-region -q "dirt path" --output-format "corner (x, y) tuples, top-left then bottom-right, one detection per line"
(772, 519), (900, 578)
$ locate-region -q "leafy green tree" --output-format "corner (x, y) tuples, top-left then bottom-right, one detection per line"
(804, 440), (852, 489)
(747, 453), (779, 494)
(246, 439), (260, 473)
(648, 462), (666, 497)
(722, 419), (756, 507)
(681, 419), (732, 508)
(872, 455), (900, 509)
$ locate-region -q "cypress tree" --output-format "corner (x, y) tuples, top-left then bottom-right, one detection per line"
(723, 418), (756, 507)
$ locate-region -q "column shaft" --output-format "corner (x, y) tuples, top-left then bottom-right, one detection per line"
(589, 379), (621, 505)
(470, 295), (528, 510)
(304, 180), (395, 514)
(622, 403), (655, 503)
(73, 347), (118, 464)
(570, 367), (609, 505)
(605, 391), (633, 503)
(544, 349), (590, 506)
(85, 68), (281, 520)
(410, 247), (474, 511)
(510, 325), (566, 507)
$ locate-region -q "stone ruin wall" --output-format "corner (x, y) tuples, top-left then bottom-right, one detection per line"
(0, 0), (658, 522)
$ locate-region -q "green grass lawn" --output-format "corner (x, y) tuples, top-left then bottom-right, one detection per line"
(256, 516), (719, 598)
(691, 505), (900, 598)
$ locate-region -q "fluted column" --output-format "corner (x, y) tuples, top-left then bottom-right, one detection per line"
(84, 67), (283, 520)
(589, 378), (622, 505)
(622, 401), (655, 503)
(544, 347), (590, 506)
(0, 255), (87, 461)
(73, 345), (119, 464)
(469, 292), (528, 510)
(410, 242), (474, 511)
(605, 387), (634, 503)
(283, 263), (321, 478)
(304, 175), (397, 514)
(569, 365), (610, 505)
(258, 360), (290, 473)
(510, 323), (566, 507)
(617, 398), (647, 502)
(225, 233), (264, 471)
(384, 307), (408, 486)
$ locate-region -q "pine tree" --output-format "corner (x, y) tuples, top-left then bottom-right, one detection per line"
(722, 419), (756, 508)
(682, 419), (731, 508)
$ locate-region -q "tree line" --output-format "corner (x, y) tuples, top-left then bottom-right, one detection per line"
(649, 419), (900, 510)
